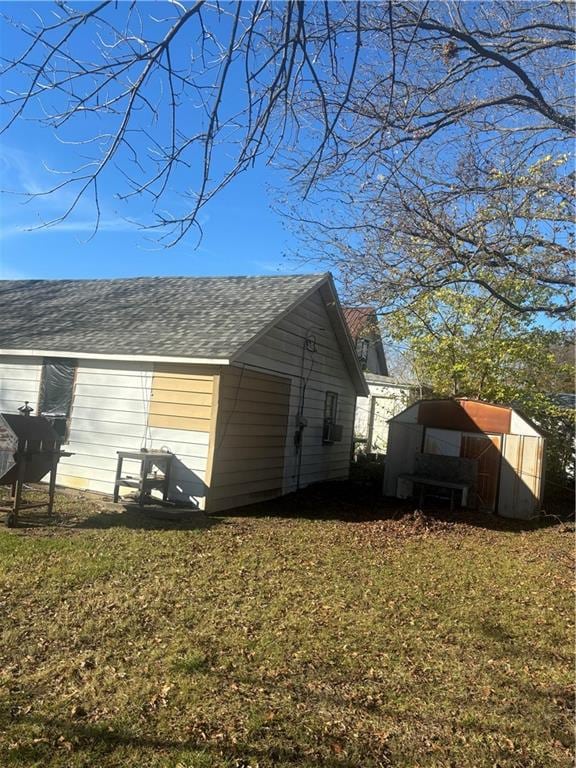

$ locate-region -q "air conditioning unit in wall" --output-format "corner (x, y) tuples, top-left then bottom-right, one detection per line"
(322, 420), (343, 444)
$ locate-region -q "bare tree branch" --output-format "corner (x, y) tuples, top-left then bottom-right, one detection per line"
(0, 1), (574, 316)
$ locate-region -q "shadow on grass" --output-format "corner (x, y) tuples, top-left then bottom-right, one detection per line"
(225, 480), (565, 533)
(1, 491), (226, 533)
(71, 503), (227, 532)
(476, 618), (572, 665)
(5, 480), (569, 534)
(2, 715), (378, 768)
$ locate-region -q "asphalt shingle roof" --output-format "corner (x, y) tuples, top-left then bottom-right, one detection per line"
(0, 274), (327, 359)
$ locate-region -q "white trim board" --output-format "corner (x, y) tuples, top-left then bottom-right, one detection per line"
(0, 349), (229, 365)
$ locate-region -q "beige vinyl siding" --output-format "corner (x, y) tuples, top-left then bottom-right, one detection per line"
(237, 290), (357, 493)
(207, 367), (290, 512)
(0, 355), (43, 414)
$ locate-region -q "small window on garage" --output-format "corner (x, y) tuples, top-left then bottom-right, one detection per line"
(324, 391), (338, 423)
(38, 358), (77, 441)
(323, 391), (342, 444)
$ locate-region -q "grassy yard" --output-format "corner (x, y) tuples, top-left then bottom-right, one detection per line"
(0, 486), (573, 768)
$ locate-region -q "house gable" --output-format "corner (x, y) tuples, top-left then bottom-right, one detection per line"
(236, 284), (363, 493)
(343, 306), (388, 376)
(235, 276), (368, 397)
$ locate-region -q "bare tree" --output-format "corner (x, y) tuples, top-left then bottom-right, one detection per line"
(1, 1), (362, 243)
(1, 1), (574, 314)
(286, 1), (575, 316)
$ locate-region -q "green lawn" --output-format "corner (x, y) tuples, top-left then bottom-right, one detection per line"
(0, 487), (573, 768)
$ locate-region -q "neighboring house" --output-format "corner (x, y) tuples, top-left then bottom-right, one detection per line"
(0, 274), (368, 512)
(550, 392), (576, 410)
(354, 374), (419, 454)
(342, 307), (389, 376)
(343, 306), (418, 454)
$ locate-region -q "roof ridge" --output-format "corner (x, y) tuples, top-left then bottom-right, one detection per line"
(0, 273), (328, 285)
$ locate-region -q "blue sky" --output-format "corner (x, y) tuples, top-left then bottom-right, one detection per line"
(0, 140), (298, 280)
(0, 3), (306, 282)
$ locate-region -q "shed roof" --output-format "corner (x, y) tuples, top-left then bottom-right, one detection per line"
(0, 273), (368, 393)
(390, 398), (543, 437)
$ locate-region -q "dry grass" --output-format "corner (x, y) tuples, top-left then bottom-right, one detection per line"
(0, 485), (573, 767)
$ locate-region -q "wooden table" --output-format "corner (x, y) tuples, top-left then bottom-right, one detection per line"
(398, 473), (470, 512)
(113, 451), (173, 507)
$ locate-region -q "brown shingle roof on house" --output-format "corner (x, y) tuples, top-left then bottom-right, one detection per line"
(342, 307), (375, 340)
(342, 305), (388, 376)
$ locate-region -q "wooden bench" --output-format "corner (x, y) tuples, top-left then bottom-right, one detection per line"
(397, 454), (478, 511)
(398, 473), (470, 511)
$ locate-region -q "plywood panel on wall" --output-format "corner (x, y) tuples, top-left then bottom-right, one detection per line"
(148, 365), (217, 432)
(152, 377), (214, 395)
(207, 366), (291, 511)
(149, 401), (212, 420)
(150, 390), (213, 406)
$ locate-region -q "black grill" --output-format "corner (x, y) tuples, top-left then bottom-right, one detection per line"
(0, 411), (72, 527)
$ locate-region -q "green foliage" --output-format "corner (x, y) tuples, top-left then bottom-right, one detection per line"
(386, 284), (575, 484)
